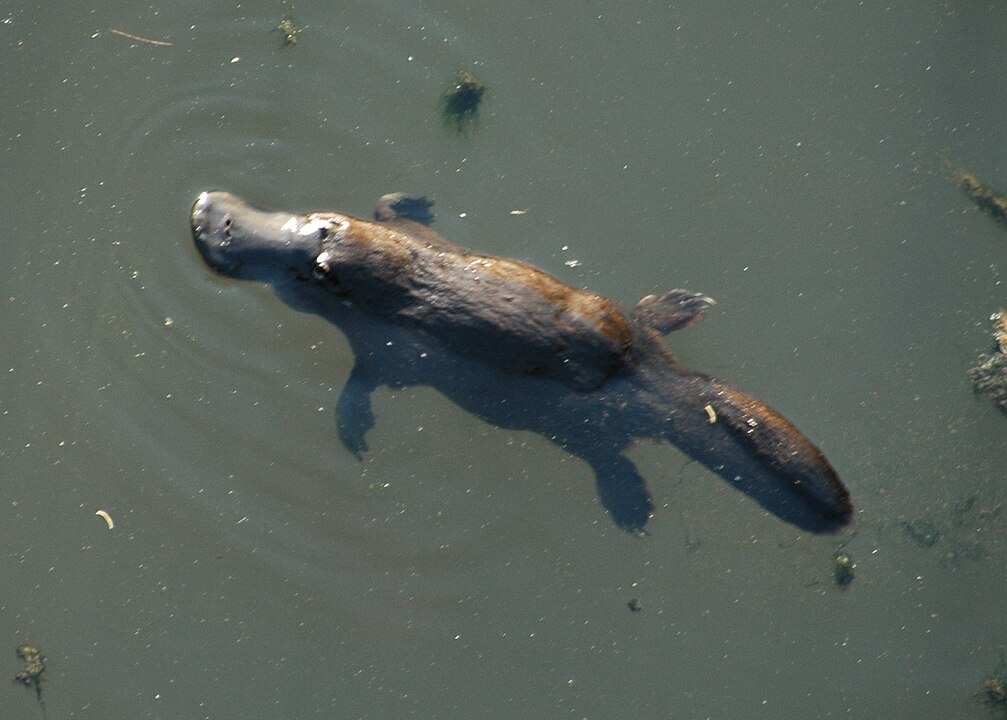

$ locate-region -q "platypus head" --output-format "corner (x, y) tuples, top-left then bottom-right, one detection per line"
(191, 191), (325, 281)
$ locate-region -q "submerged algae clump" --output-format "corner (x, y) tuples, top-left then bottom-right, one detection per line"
(13, 644), (45, 712)
(440, 70), (487, 133)
(832, 552), (856, 588)
(967, 308), (1007, 415)
(274, 0), (301, 46)
(959, 172), (1007, 226)
(980, 653), (1007, 713)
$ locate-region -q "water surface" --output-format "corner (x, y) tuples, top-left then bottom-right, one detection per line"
(3, 2), (1007, 718)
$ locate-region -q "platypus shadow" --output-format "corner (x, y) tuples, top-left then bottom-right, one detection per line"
(191, 191), (853, 534)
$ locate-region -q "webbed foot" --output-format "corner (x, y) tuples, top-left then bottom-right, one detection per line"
(633, 289), (715, 334)
(375, 193), (435, 225)
(336, 365), (378, 459)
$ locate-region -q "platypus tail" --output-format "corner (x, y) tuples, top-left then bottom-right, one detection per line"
(701, 379), (852, 527)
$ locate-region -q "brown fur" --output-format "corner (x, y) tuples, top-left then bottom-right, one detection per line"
(191, 191), (852, 532)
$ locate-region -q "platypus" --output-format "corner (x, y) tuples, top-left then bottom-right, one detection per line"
(190, 191), (852, 533)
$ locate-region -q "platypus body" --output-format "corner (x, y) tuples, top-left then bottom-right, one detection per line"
(190, 191), (852, 532)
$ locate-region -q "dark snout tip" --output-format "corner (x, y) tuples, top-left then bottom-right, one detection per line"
(190, 190), (240, 275)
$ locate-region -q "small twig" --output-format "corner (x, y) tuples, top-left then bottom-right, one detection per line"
(107, 28), (174, 47)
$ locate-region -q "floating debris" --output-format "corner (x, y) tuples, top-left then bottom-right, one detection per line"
(958, 171), (1007, 226)
(979, 654), (1007, 712)
(274, 1), (301, 46)
(995, 309), (1007, 354)
(107, 28), (174, 47)
(832, 552), (855, 588)
(967, 309), (1007, 415)
(627, 597), (642, 613)
(13, 644), (45, 712)
(95, 508), (115, 530)
(440, 70), (487, 133)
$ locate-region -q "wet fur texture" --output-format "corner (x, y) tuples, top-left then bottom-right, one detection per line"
(191, 191), (852, 532)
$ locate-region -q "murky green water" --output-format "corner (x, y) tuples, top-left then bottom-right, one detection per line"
(3, 2), (1006, 718)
